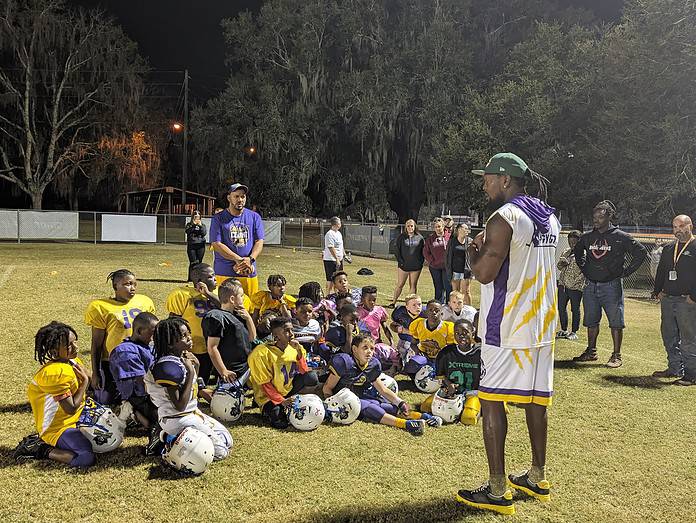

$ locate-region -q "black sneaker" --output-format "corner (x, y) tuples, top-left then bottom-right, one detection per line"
(674, 377), (696, 386)
(652, 369), (683, 379)
(508, 471), (551, 502)
(573, 348), (598, 362)
(144, 425), (165, 456)
(13, 434), (50, 461)
(456, 483), (515, 515)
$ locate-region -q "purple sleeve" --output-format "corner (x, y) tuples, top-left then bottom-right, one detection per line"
(329, 353), (351, 376)
(109, 345), (147, 380)
(210, 214), (223, 243)
(253, 212), (265, 241)
(152, 360), (185, 385)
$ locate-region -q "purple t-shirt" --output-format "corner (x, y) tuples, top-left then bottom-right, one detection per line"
(210, 208), (265, 277)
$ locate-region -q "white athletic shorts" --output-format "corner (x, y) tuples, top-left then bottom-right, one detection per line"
(478, 343), (554, 406)
(160, 410), (233, 460)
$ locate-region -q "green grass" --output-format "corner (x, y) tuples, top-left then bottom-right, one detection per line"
(0, 243), (693, 523)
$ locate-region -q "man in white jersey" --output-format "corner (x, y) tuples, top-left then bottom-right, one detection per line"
(456, 153), (559, 516)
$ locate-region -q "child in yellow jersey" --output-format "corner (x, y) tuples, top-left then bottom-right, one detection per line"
(165, 263), (220, 384)
(405, 300), (456, 377)
(248, 318), (318, 429)
(14, 322), (95, 468)
(251, 274), (297, 325)
(85, 269), (155, 404)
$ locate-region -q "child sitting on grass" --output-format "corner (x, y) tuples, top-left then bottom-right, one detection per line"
(248, 318), (319, 429)
(15, 322), (94, 468)
(109, 311), (162, 455)
(251, 274), (297, 325)
(441, 291), (477, 323)
(322, 335), (442, 435)
(144, 317), (232, 461)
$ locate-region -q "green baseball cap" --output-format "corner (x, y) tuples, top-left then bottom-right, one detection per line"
(472, 152), (529, 178)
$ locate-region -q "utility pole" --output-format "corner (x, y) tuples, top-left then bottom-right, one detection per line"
(182, 69), (189, 205)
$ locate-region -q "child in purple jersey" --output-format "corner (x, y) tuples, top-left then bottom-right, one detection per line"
(322, 335), (442, 435)
(390, 293), (426, 367)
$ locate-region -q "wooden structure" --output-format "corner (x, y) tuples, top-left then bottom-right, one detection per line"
(118, 186), (217, 216)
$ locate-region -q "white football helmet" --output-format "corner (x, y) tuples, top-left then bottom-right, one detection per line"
(210, 383), (244, 422)
(288, 394), (325, 431)
(324, 388), (361, 425)
(77, 398), (126, 453)
(378, 373), (399, 394)
(431, 390), (465, 423)
(414, 365), (441, 393)
(162, 427), (215, 475)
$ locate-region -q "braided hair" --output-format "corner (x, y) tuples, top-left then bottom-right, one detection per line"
(298, 281), (323, 304)
(153, 316), (190, 360)
(107, 269), (134, 287)
(512, 168), (551, 201)
(34, 321), (77, 364)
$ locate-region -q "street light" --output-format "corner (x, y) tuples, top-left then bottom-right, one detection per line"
(173, 122), (183, 131)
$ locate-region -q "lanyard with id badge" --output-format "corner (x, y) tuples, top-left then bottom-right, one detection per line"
(670, 239), (693, 281)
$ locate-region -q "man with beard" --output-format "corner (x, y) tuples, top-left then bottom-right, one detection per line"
(210, 183), (265, 298)
(456, 153), (560, 516)
(651, 215), (696, 385)
(572, 201), (647, 368)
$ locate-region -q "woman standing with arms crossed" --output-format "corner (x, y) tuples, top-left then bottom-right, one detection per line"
(185, 210), (207, 282)
(446, 223), (473, 305)
(423, 217), (451, 304)
(389, 219), (425, 308)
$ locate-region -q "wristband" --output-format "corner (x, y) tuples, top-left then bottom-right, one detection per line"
(397, 400), (406, 412)
(249, 256), (255, 264)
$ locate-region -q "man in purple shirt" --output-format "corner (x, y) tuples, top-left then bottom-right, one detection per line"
(210, 183), (265, 297)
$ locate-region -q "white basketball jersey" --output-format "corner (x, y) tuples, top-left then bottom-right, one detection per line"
(479, 202), (560, 349)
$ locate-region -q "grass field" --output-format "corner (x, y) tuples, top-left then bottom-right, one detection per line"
(0, 243), (693, 523)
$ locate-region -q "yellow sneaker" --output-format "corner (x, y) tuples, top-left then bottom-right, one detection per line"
(508, 471), (551, 502)
(456, 484), (515, 515)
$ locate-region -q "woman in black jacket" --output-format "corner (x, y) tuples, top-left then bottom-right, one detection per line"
(445, 223), (473, 305)
(185, 210), (207, 281)
(388, 219), (425, 307)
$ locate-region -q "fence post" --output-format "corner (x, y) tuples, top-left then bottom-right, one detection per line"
(16, 209), (20, 243)
(93, 212), (97, 244)
(164, 214), (167, 245)
(300, 220), (304, 250)
(369, 225), (373, 254)
(281, 219), (285, 247)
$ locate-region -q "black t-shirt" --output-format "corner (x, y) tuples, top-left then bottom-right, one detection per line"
(654, 240), (696, 300)
(201, 309), (250, 374)
(452, 239), (469, 273)
(435, 344), (481, 395)
(395, 233), (425, 271)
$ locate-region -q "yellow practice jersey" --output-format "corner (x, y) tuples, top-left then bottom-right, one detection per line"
(85, 295), (156, 359)
(410, 318), (455, 359)
(165, 286), (219, 355)
(27, 357), (85, 446)
(250, 291), (297, 315)
(248, 343), (306, 407)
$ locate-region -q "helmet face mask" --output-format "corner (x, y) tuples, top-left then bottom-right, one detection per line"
(324, 388), (361, 425)
(162, 427), (215, 476)
(77, 398), (125, 453)
(414, 365), (441, 393)
(288, 394), (325, 431)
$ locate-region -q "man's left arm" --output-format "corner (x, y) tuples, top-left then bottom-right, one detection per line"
(622, 234), (648, 278)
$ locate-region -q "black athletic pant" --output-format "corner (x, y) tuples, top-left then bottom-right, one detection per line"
(262, 371), (319, 429)
(558, 285), (583, 333)
(187, 243), (206, 281)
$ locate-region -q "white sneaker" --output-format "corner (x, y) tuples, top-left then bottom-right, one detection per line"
(555, 331), (568, 339)
(567, 332), (578, 340)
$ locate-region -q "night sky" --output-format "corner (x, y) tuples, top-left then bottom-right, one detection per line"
(71, 0), (624, 101)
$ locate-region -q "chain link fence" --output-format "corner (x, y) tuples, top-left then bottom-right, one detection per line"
(0, 208), (669, 298)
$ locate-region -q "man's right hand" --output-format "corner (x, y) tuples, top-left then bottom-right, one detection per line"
(90, 372), (101, 391)
(221, 369), (237, 383)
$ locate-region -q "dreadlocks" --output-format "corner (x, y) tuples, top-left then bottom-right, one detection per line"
(107, 269), (134, 286)
(524, 169), (551, 202)
(153, 316), (190, 360)
(34, 321), (77, 364)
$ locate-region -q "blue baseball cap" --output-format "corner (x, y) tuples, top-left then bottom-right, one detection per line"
(228, 183), (249, 194)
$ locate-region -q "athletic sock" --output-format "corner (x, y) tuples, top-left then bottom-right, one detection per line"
(394, 418), (407, 429)
(529, 466), (546, 484)
(489, 474), (508, 497)
(408, 412), (424, 420)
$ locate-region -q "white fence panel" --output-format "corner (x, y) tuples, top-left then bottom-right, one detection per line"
(19, 211), (78, 239)
(101, 214), (157, 243)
